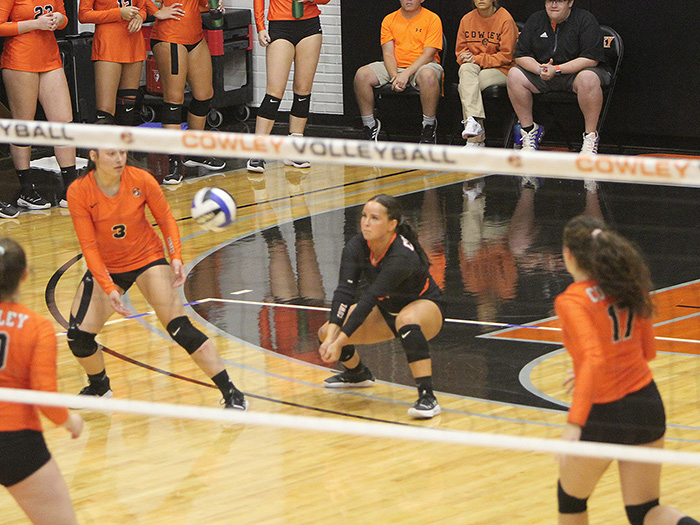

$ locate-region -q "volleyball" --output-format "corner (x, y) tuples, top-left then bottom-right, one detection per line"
(191, 187), (237, 232)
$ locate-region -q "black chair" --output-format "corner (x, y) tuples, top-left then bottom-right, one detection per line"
(510, 24), (624, 151)
(372, 33), (448, 141)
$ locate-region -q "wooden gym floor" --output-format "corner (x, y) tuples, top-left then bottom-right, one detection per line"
(1, 154), (699, 524)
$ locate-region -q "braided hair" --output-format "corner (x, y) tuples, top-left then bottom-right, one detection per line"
(563, 215), (654, 318)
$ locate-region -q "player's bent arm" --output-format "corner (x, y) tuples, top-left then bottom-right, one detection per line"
(381, 41), (398, 79)
(30, 320), (71, 427)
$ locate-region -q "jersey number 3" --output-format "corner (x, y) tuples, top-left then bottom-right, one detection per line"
(112, 224), (126, 239)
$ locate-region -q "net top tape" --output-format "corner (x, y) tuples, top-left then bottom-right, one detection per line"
(1, 119), (699, 185)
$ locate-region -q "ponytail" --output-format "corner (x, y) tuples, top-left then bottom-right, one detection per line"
(563, 216), (654, 318)
(0, 238), (27, 302)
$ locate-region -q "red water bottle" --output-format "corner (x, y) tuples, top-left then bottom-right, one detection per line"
(292, 0), (303, 19)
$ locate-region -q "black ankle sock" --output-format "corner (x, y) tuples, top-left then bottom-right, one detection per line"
(211, 370), (233, 396)
(16, 169), (31, 192)
(522, 124), (534, 133)
(415, 376), (433, 395)
(60, 165), (76, 188)
(88, 370), (108, 385)
(678, 517), (700, 525)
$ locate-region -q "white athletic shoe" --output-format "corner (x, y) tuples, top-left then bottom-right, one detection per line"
(461, 116), (484, 139)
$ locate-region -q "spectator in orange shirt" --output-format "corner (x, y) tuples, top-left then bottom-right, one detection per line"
(455, 0), (517, 147)
(0, 237), (84, 525)
(0, 0), (77, 216)
(556, 215), (698, 525)
(151, 0), (226, 184)
(354, 0), (443, 144)
(79, 0), (184, 126)
(66, 148), (247, 410)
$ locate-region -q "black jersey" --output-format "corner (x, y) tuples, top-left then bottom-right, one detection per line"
(329, 232), (442, 337)
(515, 7), (606, 66)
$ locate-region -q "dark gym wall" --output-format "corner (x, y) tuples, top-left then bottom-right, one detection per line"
(341, 0), (700, 150)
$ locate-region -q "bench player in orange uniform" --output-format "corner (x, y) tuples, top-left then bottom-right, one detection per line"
(556, 215), (698, 525)
(0, 238), (84, 525)
(79, 0), (184, 125)
(246, 0), (330, 173)
(0, 0), (77, 215)
(66, 148), (247, 409)
(150, 0), (225, 183)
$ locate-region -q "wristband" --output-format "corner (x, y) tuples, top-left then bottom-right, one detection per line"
(555, 65), (562, 75)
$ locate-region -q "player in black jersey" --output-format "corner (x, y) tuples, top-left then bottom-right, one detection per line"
(318, 194), (445, 418)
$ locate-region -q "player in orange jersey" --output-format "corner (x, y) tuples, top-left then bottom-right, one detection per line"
(79, 0), (184, 125)
(66, 149), (247, 409)
(0, 0), (77, 215)
(556, 215), (698, 525)
(353, 0), (443, 144)
(150, 0), (226, 183)
(245, 0), (330, 173)
(0, 238), (84, 525)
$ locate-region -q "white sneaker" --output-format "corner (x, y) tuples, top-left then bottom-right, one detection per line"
(580, 131), (599, 154)
(464, 141), (485, 148)
(461, 116), (484, 139)
(583, 179), (598, 193)
(520, 124), (544, 152)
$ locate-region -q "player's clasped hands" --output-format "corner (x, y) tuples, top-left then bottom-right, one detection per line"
(120, 5), (140, 20)
(35, 12), (59, 31)
(318, 325), (343, 363)
(391, 70), (411, 92)
(539, 59), (556, 80)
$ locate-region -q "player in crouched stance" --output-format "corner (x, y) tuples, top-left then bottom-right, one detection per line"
(318, 194), (445, 419)
(66, 148), (246, 410)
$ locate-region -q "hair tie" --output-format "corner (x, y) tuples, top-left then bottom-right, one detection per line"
(591, 228), (602, 239)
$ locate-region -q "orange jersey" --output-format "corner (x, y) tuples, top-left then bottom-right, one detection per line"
(381, 7), (442, 68)
(150, 0), (206, 45)
(455, 7), (518, 75)
(0, 302), (69, 432)
(79, 0), (156, 62)
(0, 0), (67, 71)
(253, 0), (329, 33)
(67, 165), (182, 296)
(555, 280), (655, 427)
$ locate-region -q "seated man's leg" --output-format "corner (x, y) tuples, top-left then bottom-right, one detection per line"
(506, 66), (539, 128)
(414, 62), (442, 144)
(354, 61), (387, 140)
(571, 69), (604, 134)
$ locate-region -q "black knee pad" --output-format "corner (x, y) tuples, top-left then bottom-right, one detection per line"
(66, 324), (99, 358)
(162, 103), (183, 125)
(95, 110), (115, 125)
(188, 96), (212, 118)
(678, 518), (700, 525)
(397, 324), (430, 363)
(339, 345), (356, 362)
(625, 499), (659, 525)
(257, 94), (281, 121)
(558, 480), (589, 514)
(290, 92), (311, 119)
(116, 89), (141, 126)
(166, 316), (208, 355)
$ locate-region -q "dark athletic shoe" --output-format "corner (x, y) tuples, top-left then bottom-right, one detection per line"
(223, 386), (248, 410)
(323, 365), (375, 388)
(407, 390), (441, 419)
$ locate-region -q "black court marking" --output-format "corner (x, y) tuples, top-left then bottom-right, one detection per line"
(676, 305), (700, 309)
(45, 254), (417, 427)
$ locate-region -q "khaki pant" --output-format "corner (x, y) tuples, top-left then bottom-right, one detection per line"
(458, 63), (507, 120)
